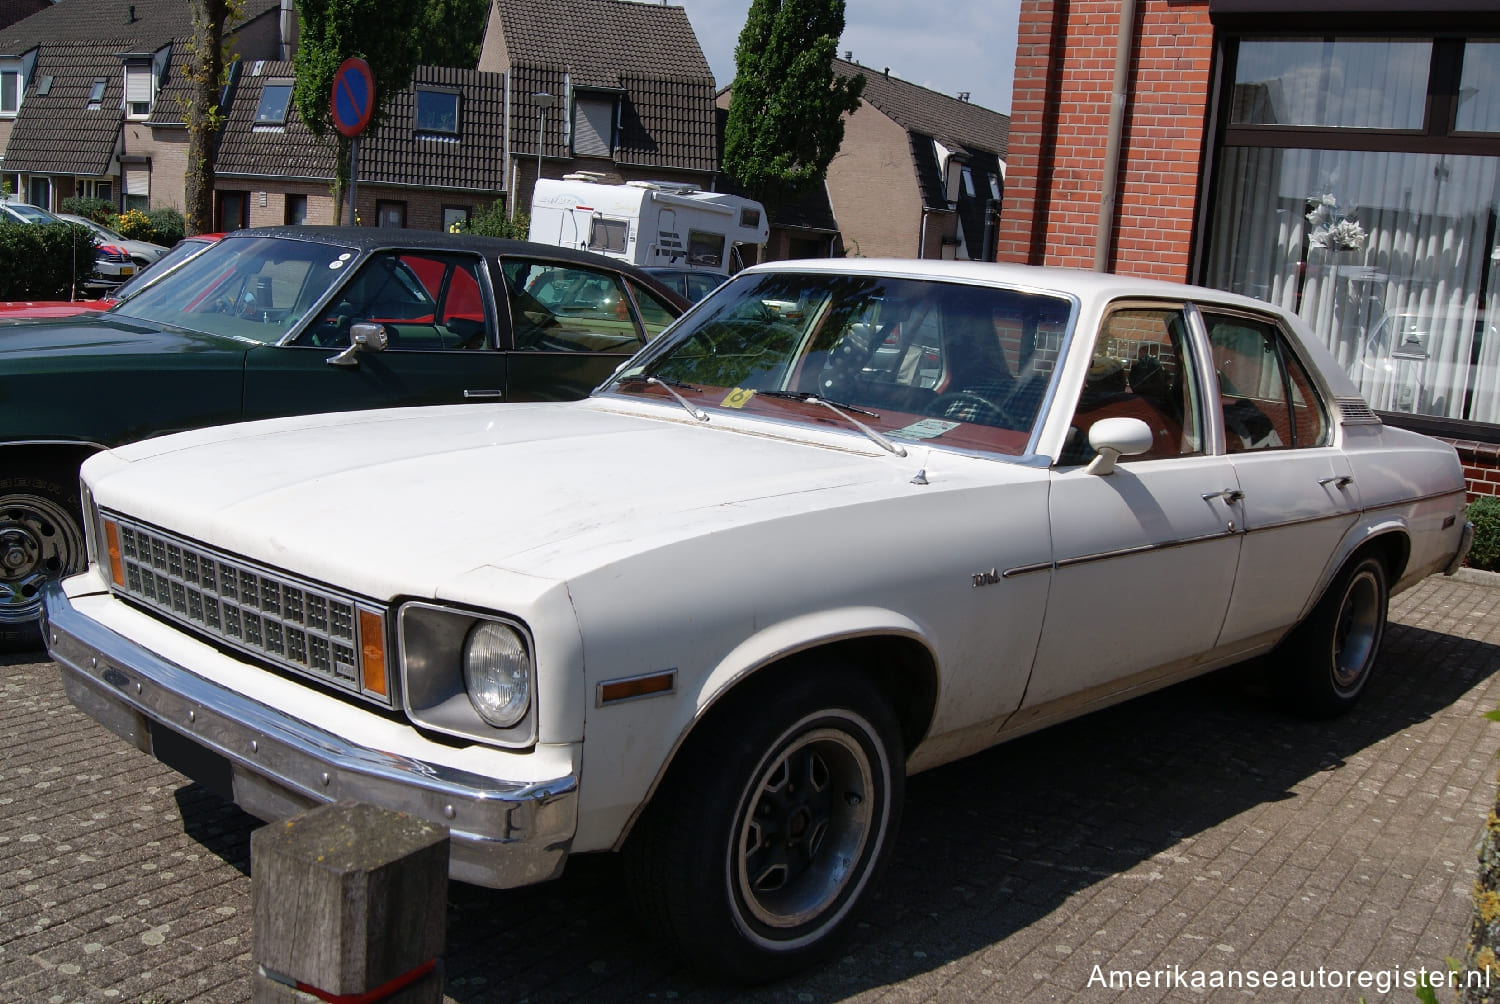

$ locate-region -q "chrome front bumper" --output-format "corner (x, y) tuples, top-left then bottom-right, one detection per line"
(43, 582), (577, 889)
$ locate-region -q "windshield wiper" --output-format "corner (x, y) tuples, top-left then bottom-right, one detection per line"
(615, 374), (709, 422)
(756, 390), (906, 458)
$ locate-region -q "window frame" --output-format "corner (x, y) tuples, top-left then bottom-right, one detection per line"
(0, 63), (20, 116)
(254, 82), (293, 127)
(123, 60), (153, 119)
(414, 88), (460, 136)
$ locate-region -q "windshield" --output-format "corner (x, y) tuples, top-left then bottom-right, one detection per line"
(606, 271), (1074, 456)
(112, 235), (357, 344)
(108, 237), (215, 302)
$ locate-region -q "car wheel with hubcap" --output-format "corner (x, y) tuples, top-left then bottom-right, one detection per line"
(1278, 554), (1388, 718)
(625, 667), (904, 982)
(0, 477), (87, 651)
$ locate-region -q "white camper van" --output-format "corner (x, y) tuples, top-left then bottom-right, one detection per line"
(529, 177), (769, 273)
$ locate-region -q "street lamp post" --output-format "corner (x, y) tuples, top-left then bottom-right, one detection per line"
(532, 92), (555, 210)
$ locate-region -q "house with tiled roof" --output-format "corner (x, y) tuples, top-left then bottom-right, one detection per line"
(825, 59), (1008, 261)
(0, 0), (289, 212)
(0, 0), (51, 34)
(212, 60), (508, 230)
(478, 0), (720, 217)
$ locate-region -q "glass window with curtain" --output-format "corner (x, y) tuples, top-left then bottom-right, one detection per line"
(1203, 36), (1500, 429)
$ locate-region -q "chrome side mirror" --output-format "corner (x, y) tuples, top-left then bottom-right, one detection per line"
(326, 322), (391, 368)
(1085, 416), (1153, 476)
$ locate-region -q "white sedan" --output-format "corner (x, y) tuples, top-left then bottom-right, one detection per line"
(44, 260), (1472, 980)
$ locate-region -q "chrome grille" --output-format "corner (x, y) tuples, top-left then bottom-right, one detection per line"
(105, 513), (391, 707)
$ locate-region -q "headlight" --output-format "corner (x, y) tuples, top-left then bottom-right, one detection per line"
(463, 621), (531, 728)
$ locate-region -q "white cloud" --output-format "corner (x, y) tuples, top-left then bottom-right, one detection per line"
(675, 0), (1020, 113)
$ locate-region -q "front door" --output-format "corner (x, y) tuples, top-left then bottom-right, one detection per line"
(1023, 304), (1242, 713)
(242, 250), (507, 419)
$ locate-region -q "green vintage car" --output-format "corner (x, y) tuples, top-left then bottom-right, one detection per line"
(0, 226), (687, 647)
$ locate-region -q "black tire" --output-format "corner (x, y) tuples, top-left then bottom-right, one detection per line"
(624, 666), (904, 983)
(0, 476), (87, 652)
(1276, 554), (1389, 718)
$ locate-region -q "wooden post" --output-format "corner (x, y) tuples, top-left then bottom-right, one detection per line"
(250, 800), (449, 1003)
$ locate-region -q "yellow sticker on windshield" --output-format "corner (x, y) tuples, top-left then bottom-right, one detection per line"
(721, 387), (757, 409)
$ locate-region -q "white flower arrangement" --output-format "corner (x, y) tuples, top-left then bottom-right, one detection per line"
(1306, 193), (1367, 252)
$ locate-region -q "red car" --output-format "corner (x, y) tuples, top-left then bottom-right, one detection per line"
(0, 233), (223, 320)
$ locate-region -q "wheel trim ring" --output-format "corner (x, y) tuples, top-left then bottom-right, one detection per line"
(727, 712), (891, 948)
(0, 492), (86, 625)
(1330, 568), (1382, 693)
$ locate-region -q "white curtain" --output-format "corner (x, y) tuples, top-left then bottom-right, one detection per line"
(1204, 147), (1500, 423)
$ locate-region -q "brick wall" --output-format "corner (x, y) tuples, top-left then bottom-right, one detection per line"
(996, 0), (1213, 281)
(1443, 439), (1500, 502)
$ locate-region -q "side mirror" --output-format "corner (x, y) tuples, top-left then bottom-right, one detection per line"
(1085, 416), (1153, 476)
(326, 322), (391, 368)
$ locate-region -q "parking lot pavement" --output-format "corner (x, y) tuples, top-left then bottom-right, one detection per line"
(4, 571), (1500, 1002)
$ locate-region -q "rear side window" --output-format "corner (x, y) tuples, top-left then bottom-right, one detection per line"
(1203, 311), (1330, 451)
(502, 258), (647, 353)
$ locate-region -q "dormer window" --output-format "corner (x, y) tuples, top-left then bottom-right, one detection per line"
(124, 60), (152, 118)
(1, 63), (20, 116)
(572, 91), (618, 157)
(87, 78), (106, 110)
(254, 82), (293, 126)
(415, 88), (459, 135)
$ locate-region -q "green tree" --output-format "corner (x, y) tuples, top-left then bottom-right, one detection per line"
(412, 0), (489, 68)
(183, 0), (243, 236)
(723, 0), (864, 210)
(292, 0), (427, 223)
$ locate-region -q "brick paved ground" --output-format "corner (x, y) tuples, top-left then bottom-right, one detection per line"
(4, 572), (1500, 1003)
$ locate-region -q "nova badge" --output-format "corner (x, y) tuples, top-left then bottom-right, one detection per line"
(972, 568), (1002, 588)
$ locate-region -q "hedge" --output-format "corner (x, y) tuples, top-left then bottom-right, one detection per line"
(0, 221), (99, 299)
(1468, 496), (1500, 572)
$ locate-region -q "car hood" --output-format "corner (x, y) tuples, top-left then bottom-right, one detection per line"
(84, 400), (963, 601)
(0, 313), (248, 356)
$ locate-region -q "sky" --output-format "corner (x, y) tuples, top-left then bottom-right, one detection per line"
(675, 0), (1023, 115)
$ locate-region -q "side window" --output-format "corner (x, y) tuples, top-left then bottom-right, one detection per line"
(501, 259), (648, 353)
(1060, 306), (1204, 465)
(301, 252), (490, 351)
(628, 280), (679, 338)
(1204, 311), (1330, 451)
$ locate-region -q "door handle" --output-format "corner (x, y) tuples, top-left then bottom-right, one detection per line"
(463, 389), (504, 399)
(1201, 489), (1245, 503)
(1318, 475), (1354, 489)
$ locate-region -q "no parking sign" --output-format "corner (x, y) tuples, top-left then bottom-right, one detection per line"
(331, 57), (374, 138)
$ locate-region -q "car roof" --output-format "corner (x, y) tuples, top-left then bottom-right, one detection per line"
(740, 258), (1289, 315)
(232, 226), (689, 307)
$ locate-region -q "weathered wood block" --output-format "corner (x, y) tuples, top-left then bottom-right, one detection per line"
(251, 799), (449, 1002)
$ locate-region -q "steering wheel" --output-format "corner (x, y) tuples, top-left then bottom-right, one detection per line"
(926, 390), (1010, 428)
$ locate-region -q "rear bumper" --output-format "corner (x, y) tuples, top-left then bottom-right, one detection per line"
(43, 581), (577, 889)
(1444, 520), (1476, 576)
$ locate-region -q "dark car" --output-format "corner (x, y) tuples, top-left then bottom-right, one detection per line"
(0, 226), (687, 647)
(642, 265), (729, 304)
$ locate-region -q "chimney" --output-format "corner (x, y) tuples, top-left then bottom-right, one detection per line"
(883, 67), (889, 78)
(127, 4), (136, 22)
(844, 51), (851, 61)
(958, 91), (970, 103)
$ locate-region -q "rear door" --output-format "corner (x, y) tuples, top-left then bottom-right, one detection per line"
(1198, 307), (1360, 650)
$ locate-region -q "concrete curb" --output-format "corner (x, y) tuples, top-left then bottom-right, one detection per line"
(1453, 566), (1500, 588)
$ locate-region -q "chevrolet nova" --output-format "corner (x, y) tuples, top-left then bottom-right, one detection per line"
(44, 260), (1472, 980)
